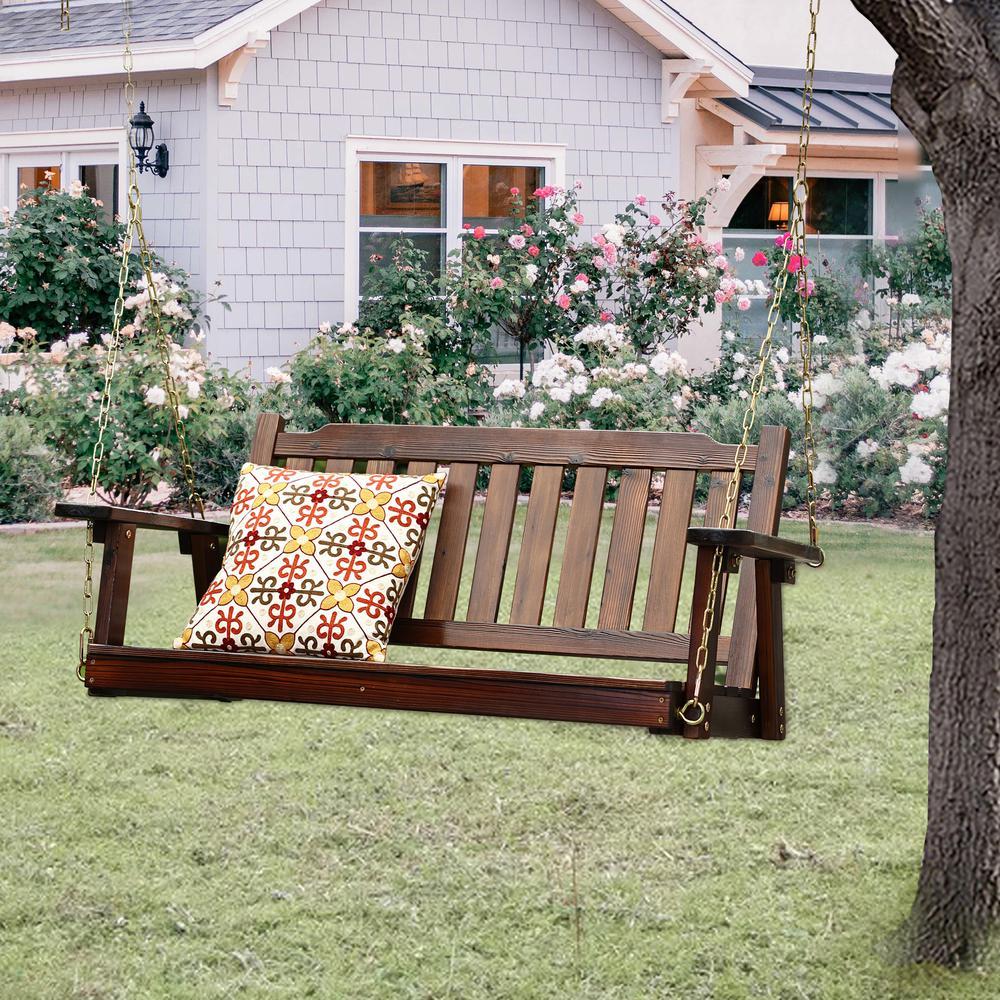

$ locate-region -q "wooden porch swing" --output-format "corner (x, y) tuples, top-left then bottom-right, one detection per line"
(55, 1), (825, 741)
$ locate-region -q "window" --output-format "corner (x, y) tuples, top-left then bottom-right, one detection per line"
(347, 138), (565, 361)
(885, 169), (941, 239)
(1, 131), (124, 224)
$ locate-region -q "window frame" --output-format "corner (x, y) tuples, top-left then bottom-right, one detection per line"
(344, 136), (566, 322)
(0, 127), (127, 213)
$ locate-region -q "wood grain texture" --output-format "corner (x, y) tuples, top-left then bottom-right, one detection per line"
(509, 465), (563, 625)
(467, 464), (521, 622)
(393, 618), (731, 663)
(423, 462), (478, 620)
(553, 466), (608, 628)
(754, 559), (787, 741)
(188, 535), (225, 603)
(598, 468), (652, 629)
(643, 470), (697, 632)
(55, 502), (230, 535)
(704, 469), (740, 528)
(721, 425), (791, 688)
(365, 460), (397, 475)
(84, 645), (760, 736)
(682, 544), (729, 740)
(93, 522), (136, 645)
(396, 461), (441, 619)
(249, 412), (285, 464)
(284, 457), (316, 471)
(273, 422), (759, 470)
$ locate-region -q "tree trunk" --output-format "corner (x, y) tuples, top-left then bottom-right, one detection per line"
(849, 0), (1000, 967)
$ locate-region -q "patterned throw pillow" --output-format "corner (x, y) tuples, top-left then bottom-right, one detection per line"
(176, 462), (446, 661)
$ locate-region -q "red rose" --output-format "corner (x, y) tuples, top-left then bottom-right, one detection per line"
(527, 245), (540, 258)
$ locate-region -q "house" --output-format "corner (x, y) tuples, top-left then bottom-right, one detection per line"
(0, 0), (931, 374)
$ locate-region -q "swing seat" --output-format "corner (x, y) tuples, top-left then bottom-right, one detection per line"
(55, 414), (821, 740)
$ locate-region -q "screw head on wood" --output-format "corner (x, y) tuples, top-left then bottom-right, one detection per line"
(779, 724), (785, 735)
(704, 721), (710, 732)
(359, 686), (365, 692)
(657, 716), (664, 724)
(779, 706), (784, 717)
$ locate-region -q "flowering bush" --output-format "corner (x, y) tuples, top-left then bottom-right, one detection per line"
(0, 271), (246, 506)
(0, 413), (63, 523)
(277, 320), (491, 427)
(1, 180), (129, 346)
(448, 183), (737, 360)
(691, 319), (950, 518)
(490, 322), (692, 432)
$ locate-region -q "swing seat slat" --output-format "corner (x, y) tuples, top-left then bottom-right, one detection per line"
(57, 414), (803, 740)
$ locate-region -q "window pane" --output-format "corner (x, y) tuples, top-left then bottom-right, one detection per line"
(18, 165), (60, 193)
(462, 164), (543, 228)
(886, 173), (942, 237)
(79, 164), (119, 224)
(728, 177), (791, 231)
(805, 177), (872, 236)
(360, 161), (445, 228)
(359, 232), (445, 285)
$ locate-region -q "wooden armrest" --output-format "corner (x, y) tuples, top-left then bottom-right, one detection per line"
(55, 502), (230, 536)
(687, 527), (823, 565)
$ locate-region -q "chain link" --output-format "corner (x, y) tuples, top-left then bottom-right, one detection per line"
(78, 0), (203, 680)
(60, 0), (70, 31)
(678, 0), (823, 727)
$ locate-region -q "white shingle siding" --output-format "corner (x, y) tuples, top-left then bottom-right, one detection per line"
(0, 73), (206, 288)
(0, 0), (675, 376)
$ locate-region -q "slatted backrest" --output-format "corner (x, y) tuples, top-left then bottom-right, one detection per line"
(251, 414), (789, 686)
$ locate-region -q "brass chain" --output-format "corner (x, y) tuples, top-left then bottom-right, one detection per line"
(78, 0), (203, 680)
(793, 1), (822, 551)
(60, 1), (70, 31)
(677, 0), (823, 727)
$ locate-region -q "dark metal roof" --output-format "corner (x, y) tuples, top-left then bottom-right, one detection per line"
(0, 0), (259, 55)
(721, 67), (902, 134)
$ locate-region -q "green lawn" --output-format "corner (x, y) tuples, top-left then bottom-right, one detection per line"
(0, 518), (995, 999)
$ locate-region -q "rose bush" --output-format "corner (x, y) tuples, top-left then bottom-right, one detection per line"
(447, 183), (740, 360)
(274, 320), (492, 428)
(0, 270), (245, 507)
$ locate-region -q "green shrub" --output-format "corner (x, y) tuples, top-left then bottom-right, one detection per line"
(0, 413), (63, 523)
(280, 322), (490, 427)
(0, 183), (127, 347)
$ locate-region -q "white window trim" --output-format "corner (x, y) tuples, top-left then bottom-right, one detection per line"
(344, 136), (566, 322)
(0, 127), (128, 210)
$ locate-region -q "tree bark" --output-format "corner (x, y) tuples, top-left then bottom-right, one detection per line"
(851, 0), (1000, 967)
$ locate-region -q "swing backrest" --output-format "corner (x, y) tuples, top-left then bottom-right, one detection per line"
(250, 414), (790, 690)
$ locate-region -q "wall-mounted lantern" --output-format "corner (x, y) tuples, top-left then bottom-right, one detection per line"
(128, 102), (170, 178)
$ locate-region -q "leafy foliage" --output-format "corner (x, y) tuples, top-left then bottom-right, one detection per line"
(280, 322), (491, 427)
(0, 413), (63, 523)
(0, 182), (127, 346)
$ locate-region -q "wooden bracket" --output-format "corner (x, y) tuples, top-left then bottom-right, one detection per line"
(218, 31), (270, 108)
(662, 58), (711, 120)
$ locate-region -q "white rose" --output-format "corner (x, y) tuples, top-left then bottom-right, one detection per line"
(145, 385), (167, 406)
(528, 401), (546, 421)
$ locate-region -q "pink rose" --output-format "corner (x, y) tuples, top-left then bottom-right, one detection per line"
(510, 186), (520, 196)
(521, 223), (534, 237)
(557, 294), (571, 310)
(508, 234), (526, 249)
(473, 226), (486, 239)
(463, 223), (471, 230)
(602, 243), (617, 263)
(787, 254), (809, 274)
(797, 277), (815, 298)
(714, 290), (728, 304)
(752, 251), (768, 266)
(592, 255), (607, 270)
(573, 212), (585, 225)
(775, 233), (793, 249)
(490, 276), (505, 289)
(527, 245), (540, 258)
(574, 273), (588, 284)
(737, 296), (752, 311)
(635, 195), (647, 206)
(649, 214), (661, 226)
(593, 233), (607, 247)
(600, 311), (613, 322)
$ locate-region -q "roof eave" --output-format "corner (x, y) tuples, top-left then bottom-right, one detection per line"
(0, 0), (320, 83)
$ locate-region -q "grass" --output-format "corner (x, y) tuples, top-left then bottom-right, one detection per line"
(0, 516), (995, 999)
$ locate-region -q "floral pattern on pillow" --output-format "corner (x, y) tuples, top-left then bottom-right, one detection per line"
(176, 462), (446, 661)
